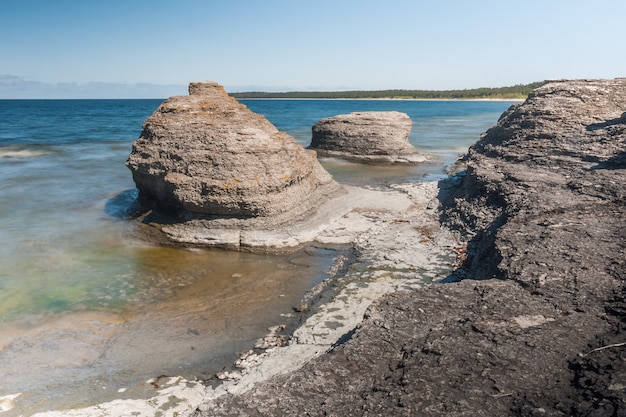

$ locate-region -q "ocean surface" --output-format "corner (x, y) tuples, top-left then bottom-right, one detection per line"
(0, 98), (515, 415)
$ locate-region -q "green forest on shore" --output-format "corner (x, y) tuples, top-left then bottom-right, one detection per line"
(232, 82), (545, 100)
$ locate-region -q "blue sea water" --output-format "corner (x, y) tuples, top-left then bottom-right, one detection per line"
(244, 99), (512, 184)
(0, 98), (515, 414)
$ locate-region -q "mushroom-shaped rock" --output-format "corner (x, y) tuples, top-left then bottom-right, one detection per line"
(309, 111), (426, 164)
(126, 81), (343, 249)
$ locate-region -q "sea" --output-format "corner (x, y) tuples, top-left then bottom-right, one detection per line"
(0, 98), (516, 415)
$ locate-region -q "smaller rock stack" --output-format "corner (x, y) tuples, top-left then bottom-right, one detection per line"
(309, 111), (426, 164)
(126, 81), (342, 250)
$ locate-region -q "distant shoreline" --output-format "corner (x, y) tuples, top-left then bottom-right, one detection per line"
(0, 97), (524, 102)
(231, 81), (544, 101)
(236, 97), (524, 102)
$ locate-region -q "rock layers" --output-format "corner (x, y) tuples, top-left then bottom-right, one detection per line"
(126, 81), (343, 250)
(309, 111), (426, 164)
(127, 81), (338, 218)
(191, 79), (626, 416)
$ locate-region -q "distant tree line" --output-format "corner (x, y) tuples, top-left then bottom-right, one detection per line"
(232, 82), (545, 100)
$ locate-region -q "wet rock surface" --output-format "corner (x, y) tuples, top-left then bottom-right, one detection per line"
(191, 79), (626, 416)
(310, 111), (426, 164)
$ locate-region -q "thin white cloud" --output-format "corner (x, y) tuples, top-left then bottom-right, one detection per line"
(0, 75), (186, 99)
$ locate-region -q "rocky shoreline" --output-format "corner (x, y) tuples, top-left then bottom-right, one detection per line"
(34, 79), (625, 416)
(189, 79), (625, 416)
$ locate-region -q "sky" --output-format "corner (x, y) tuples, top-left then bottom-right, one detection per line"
(1, 0), (625, 98)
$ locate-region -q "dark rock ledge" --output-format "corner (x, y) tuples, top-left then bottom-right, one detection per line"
(191, 79), (626, 416)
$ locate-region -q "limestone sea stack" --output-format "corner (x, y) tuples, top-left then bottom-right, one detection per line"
(126, 81), (343, 250)
(309, 111), (427, 164)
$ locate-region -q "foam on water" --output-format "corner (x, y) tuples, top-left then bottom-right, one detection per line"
(0, 393), (21, 412)
(0, 146), (50, 158)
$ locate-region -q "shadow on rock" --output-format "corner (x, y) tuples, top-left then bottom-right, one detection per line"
(591, 151), (626, 170)
(435, 171), (508, 283)
(585, 111), (626, 131)
(104, 189), (144, 219)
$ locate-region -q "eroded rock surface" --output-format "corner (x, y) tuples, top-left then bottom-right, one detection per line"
(191, 79), (626, 416)
(309, 111), (426, 164)
(126, 81), (342, 250)
(127, 81), (338, 218)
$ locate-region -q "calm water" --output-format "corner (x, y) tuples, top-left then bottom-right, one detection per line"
(243, 99), (513, 184)
(0, 98), (515, 414)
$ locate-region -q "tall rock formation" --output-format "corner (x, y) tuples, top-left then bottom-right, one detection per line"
(443, 78), (626, 281)
(126, 81), (342, 249)
(309, 111), (426, 164)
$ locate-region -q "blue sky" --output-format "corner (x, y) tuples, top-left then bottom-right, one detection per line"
(1, 0), (625, 98)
